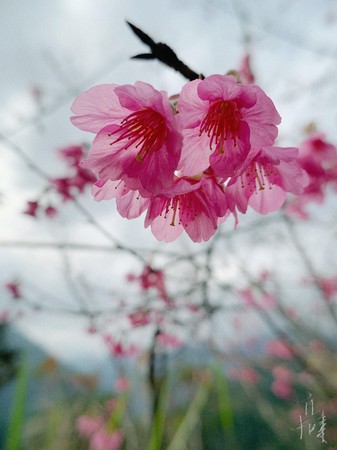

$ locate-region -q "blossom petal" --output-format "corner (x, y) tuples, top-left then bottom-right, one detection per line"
(70, 84), (127, 133)
(249, 184), (287, 214)
(210, 121), (251, 178)
(177, 79), (207, 128)
(178, 128), (212, 176)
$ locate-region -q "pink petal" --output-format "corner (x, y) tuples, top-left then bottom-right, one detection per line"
(249, 184), (287, 214)
(177, 79), (207, 127)
(178, 128), (212, 176)
(70, 84), (127, 133)
(210, 121), (251, 178)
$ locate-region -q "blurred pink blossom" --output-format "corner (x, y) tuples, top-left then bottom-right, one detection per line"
(90, 429), (123, 450)
(128, 311), (150, 327)
(115, 376), (129, 393)
(228, 367), (259, 385)
(76, 415), (103, 438)
(286, 133), (337, 218)
(23, 200), (39, 218)
(103, 335), (138, 357)
(157, 332), (182, 349)
(271, 378), (293, 399)
(44, 205), (58, 218)
(238, 53), (255, 84)
(58, 145), (84, 167)
(5, 280), (22, 300)
(128, 265), (170, 303)
(266, 340), (293, 359)
(272, 365), (292, 382)
(304, 275), (337, 300)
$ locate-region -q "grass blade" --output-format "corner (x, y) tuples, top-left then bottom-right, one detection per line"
(167, 378), (211, 450)
(5, 358), (29, 450)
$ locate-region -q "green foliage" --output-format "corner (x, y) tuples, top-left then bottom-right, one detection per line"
(149, 382), (168, 450)
(5, 358), (28, 450)
(3, 354), (337, 450)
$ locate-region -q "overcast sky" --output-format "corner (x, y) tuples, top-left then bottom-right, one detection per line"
(1, 0), (337, 365)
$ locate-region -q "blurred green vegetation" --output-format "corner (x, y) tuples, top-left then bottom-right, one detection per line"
(3, 350), (337, 450)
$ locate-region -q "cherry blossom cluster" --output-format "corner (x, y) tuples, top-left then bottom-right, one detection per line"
(23, 145), (95, 219)
(286, 132), (337, 219)
(126, 264), (170, 303)
(71, 74), (308, 242)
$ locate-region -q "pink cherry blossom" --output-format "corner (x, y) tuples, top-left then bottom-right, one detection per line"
(44, 205), (58, 218)
(128, 311), (150, 327)
(226, 146), (309, 217)
(271, 378), (293, 399)
(303, 275), (337, 300)
(50, 167), (95, 201)
(266, 340), (293, 360)
(5, 280), (22, 300)
(177, 74), (281, 178)
(92, 178), (150, 219)
(145, 174), (228, 242)
(240, 288), (258, 307)
(298, 132), (337, 171)
(272, 364), (293, 400)
(239, 288), (276, 310)
(103, 335), (138, 358)
(272, 365), (292, 382)
(115, 376), (129, 393)
(70, 84), (128, 133)
(90, 429), (123, 450)
(138, 265), (169, 302)
(126, 265), (170, 303)
(228, 367), (259, 385)
(71, 82), (182, 194)
(23, 200), (39, 218)
(238, 53), (255, 84)
(58, 145), (84, 167)
(70, 166), (96, 192)
(87, 325), (98, 334)
(76, 415), (103, 438)
(157, 332), (182, 349)
(286, 133), (337, 219)
(260, 293), (277, 309)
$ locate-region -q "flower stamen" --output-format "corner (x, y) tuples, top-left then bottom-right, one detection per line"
(109, 108), (167, 162)
(199, 99), (241, 153)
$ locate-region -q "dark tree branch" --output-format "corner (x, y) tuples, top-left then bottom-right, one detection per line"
(126, 21), (201, 81)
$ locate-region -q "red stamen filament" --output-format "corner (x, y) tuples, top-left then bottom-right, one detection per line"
(161, 194), (198, 227)
(199, 99), (241, 153)
(109, 108), (167, 162)
(242, 163), (276, 193)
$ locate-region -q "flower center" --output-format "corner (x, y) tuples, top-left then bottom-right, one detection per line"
(241, 162), (276, 192)
(161, 194), (198, 227)
(199, 100), (241, 153)
(109, 108), (167, 162)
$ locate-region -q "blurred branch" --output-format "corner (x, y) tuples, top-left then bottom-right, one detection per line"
(283, 214), (337, 327)
(225, 236), (337, 397)
(0, 134), (147, 264)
